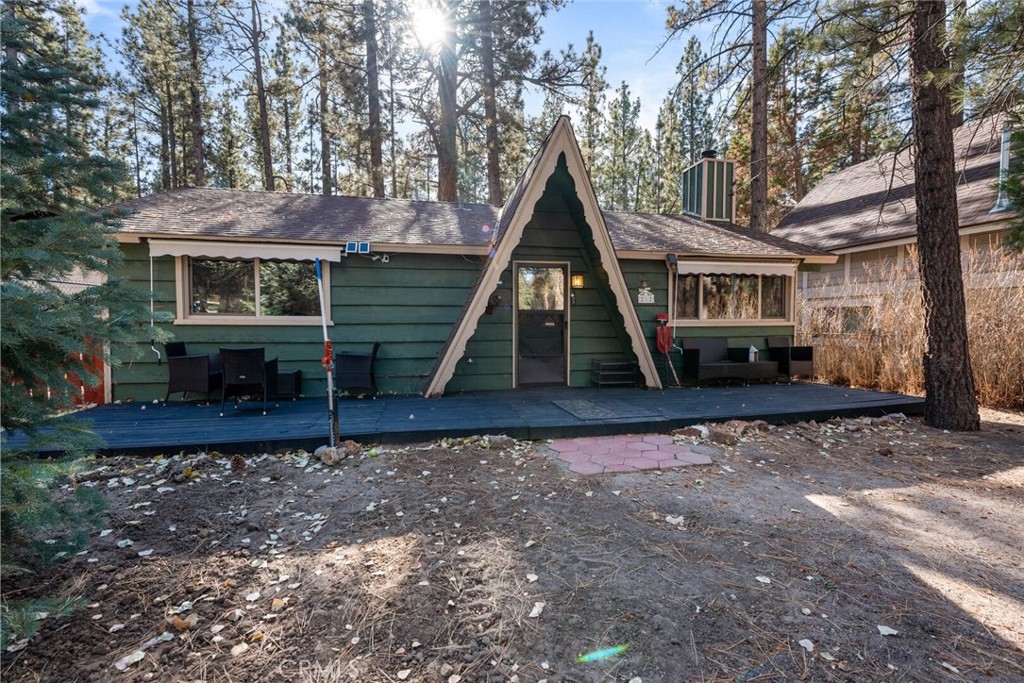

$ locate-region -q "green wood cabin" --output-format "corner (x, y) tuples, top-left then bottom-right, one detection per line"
(108, 117), (834, 402)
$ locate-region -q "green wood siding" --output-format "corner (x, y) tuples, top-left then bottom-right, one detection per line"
(111, 245), (482, 400)
(448, 167), (640, 391)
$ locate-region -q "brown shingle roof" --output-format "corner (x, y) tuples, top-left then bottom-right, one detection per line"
(773, 115), (1013, 251)
(113, 188), (499, 247)
(605, 211), (832, 257)
(115, 186), (828, 259)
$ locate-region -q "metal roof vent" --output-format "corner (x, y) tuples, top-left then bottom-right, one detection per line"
(991, 126), (1013, 213)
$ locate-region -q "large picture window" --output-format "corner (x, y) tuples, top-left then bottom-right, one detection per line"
(674, 272), (790, 322)
(188, 258), (319, 319)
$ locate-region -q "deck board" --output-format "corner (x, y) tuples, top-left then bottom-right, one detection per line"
(2, 384), (925, 456)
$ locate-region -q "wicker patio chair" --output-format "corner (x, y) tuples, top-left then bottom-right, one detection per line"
(219, 347), (278, 416)
(164, 343), (222, 403)
(766, 336), (814, 381)
(335, 342), (381, 396)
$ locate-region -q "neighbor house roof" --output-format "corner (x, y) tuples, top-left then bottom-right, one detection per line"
(773, 115), (1013, 252)
(114, 188), (830, 260)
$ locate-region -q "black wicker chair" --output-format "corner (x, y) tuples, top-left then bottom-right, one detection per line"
(164, 343), (222, 403)
(336, 342), (380, 396)
(219, 347), (278, 416)
(766, 336), (814, 381)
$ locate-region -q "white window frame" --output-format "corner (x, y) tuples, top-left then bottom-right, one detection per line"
(173, 255), (329, 326)
(669, 262), (797, 328)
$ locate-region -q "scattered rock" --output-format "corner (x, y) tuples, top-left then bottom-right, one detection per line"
(318, 447), (342, 466)
(484, 434), (517, 448)
(709, 426), (738, 446)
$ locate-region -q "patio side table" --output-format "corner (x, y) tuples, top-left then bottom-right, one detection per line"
(276, 369), (302, 399)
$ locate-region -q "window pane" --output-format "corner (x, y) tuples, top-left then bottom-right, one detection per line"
(191, 259), (254, 315)
(702, 274), (758, 319)
(761, 275), (786, 318)
(260, 261), (319, 316)
(517, 266), (564, 311)
(675, 274), (698, 319)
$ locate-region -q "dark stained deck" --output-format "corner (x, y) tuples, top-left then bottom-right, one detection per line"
(3, 384), (925, 456)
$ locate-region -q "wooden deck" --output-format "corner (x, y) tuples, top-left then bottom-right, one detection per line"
(3, 384), (925, 456)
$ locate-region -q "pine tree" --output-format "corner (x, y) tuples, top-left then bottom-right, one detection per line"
(1, 0), (162, 645)
(666, 0), (815, 231)
(221, 0), (276, 190)
(118, 0), (192, 190)
(652, 97), (683, 214)
(672, 36), (715, 165)
(806, 0), (905, 173)
(210, 91), (254, 188)
(1004, 114), (1023, 252)
(576, 31), (607, 173)
(599, 82), (643, 211)
(908, 0), (980, 431)
(268, 24), (303, 191)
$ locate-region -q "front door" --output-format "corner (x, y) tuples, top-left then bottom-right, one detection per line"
(515, 263), (568, 387)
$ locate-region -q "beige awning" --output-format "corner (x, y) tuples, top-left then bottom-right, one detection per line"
(148, 239), (342, 262)
(675, 260), (796, 277)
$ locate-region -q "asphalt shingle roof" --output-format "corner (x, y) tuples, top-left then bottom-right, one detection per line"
(773, 115), (1012, 251)
(115, 187), (827, 259)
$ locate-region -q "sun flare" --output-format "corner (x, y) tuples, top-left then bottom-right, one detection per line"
(411, 3), (449, 49)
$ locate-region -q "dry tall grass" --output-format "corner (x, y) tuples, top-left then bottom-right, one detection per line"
(798, 245), (1024, 410)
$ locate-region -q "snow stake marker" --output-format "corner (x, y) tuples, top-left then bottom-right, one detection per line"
(315, 258), (338, 447)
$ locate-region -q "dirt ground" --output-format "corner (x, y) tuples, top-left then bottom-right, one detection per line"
(3, 408), (1022, 683)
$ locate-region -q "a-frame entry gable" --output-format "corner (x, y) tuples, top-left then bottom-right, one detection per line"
(423, 116), (661, 397)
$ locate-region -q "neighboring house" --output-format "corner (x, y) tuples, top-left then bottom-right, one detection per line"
(773, 114), (1021, 331)
(110, 116), (833, 401)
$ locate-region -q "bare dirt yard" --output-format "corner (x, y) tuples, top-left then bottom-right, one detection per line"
(3, 409), (1022, 683)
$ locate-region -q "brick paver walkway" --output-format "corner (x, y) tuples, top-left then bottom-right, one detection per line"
(547, 434), (714, 474)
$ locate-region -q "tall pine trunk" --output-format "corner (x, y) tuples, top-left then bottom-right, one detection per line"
(479, 0), (502, 205)
(319, 50), (331, 196)
(187, 0), (204, 185)
(437, 20), (458, 202)
(159, 99), (171, 190)
(283, 100), (293, 179)
(364, 0), (384, 198)
(165, 81), (179, 188)
(909, 0), (979, 431)
(950, 0), (966, 128)
(250, 0), (274, 191)
(749, 0), (768, 231)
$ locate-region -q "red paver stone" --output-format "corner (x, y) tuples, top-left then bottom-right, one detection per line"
(591, 453), (626, 466)
(660, 459), (694, 469)
(579, 444), (612, 457)
(657, 444), (695, 456)
(642, 435), (674, 445)
(625, 441), (658, 452)
(549, 440), (580, 453)
(568, 461), (606, 475)
(649, 450), (678, 461)
(625, 457), (661, 470)
(602, 463), (634, 473)
(558, 451), (592, 465)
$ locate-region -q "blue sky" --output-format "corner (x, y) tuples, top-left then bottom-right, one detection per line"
(79, 0), (689, 130)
